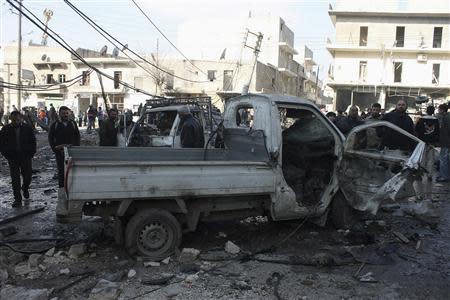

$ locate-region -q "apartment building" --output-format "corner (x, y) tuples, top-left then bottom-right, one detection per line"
(327, 0), (450, 111)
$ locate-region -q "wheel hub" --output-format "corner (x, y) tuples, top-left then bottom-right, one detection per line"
(138, 222), (168, 250)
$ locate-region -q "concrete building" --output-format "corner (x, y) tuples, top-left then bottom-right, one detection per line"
(327, 0), (450, 111)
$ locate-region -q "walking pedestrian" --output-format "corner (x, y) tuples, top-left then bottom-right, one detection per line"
(0, 111), (36, 207)
(86, 105), (97, 133)
(48, 106), (80, 188)
(99, 108), (118, 146)
(178, 106), (204, 148)
(437, 103), (450, 182)
(48, 103), (57, 124)
(98, 107), (105, 128)
(381, 99), (415, 150)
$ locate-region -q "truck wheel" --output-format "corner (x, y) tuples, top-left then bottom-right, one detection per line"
(330, 191), (356, 229)
(125, 209), (182, 260)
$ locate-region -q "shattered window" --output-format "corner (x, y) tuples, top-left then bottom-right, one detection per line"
(236, 106), (254, 128)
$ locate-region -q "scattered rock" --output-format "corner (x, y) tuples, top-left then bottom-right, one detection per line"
(0, 269), (8, 282)
(38, 264), (46, 272)
(142, 273), (174, 285)
(14, 262), (32, 276)
(88, 279), (121, 300)
(90, 253), (97, 258)
(232, 280), (251, 290)
(45, 247), (55, 257)
(54, 251), (65, 258)
(28, 254), (43, 269)
(143, 261), (160, 267)
(103, 271), (125, 282)
(392, 231), (410, 244)
(0, 285), (49, 300)
(165, 286), (182, 298)
(358, 272), (378, 283)
(179, 248), (200, 263)
(180, 263), (201, 274)
(59, 268), (70, 275)
(161, 257), (171, 265)
(225, 241), (240, 254)
(216, 232), (227, 238)
(68, 243), (86, 258)
(184, 274), (199, 284)
(127, 269), (136, 279)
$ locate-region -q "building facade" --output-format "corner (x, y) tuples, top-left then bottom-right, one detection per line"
(327, 0), (450, 111)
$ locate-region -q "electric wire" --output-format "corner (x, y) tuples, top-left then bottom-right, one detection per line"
(131, 0), (208, 76)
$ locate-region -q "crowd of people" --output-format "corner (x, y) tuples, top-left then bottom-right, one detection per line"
(0, 104), (203, 207)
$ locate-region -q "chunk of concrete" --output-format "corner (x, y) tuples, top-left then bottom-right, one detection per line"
(143, 261), (160, 267)
(127, 269), (136, 278)
(225, 241), (241, 254)
(68, 243), (86, 258)
(0, 268), (8, 282)
(28, 254), (43, 269)
(0, 285), (49, 300)
(59, 268), (70, 275)
(88, 279), (121, 300)
(14, 263), (31, 276)
(178, 248), (200, 263)
(45, 247), (55, 257)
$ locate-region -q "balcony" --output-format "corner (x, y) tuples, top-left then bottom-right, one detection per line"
(279, 42), (298, 55)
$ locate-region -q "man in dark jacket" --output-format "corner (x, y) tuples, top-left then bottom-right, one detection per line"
(0, 111), (36, 207)
(382, 99), (415, 151)
(178, 106), (204, 148)
(99, 108), (118, 146)
(48, 106), (80, 188)
(437, 104), (450, 182)
(336, 105), (363, 135)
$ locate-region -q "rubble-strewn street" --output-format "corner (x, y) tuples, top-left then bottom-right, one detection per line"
(0, 129), (449, 300)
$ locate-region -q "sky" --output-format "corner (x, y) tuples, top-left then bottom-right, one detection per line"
(1, 0), (337, 79)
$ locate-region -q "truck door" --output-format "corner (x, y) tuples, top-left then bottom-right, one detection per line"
(338, 121), (429, 214)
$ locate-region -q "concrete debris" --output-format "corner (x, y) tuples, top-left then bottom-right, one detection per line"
(184, 274), (199, 284)
(216, 232), (227, 238)
(127, 269), (136, 279)
(45, 247), (55, 257)
(68, 243), (87, 258)
(161, 257), (171, 265)
(178, 248), (200, 263)
(38, 264), (46, 272)
(143, 261), (160, 267)
(358, 272), (378, 283)
(90, 253), (97, 258)
(0, 268), (8, 282)
(88, 279), (121, 300)
(0, 226), (17, 237)
(392, 231), (410, 244)
(142, 273), (174, 285)
(14, 262), (32, 276)
(59, 268), (70, 275)
(225, 241), (241, 254)
(232, 280), (251, 290)
(0, 286), (49, 300)
(28, 254), (43, 269)
(180, 263), (201, 274)
(165, 286), (182, 298)
(54, 251), (65, 258)
(103, 271), (125, 282)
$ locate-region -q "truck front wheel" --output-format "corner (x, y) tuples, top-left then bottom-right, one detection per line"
(125, 209), (182, 260)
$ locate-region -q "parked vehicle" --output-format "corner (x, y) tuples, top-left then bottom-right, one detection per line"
(57, 94), (431, 259)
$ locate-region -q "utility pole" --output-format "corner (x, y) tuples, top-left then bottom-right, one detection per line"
(242, 31), (263, 95)
(17, 0), (23, 109)
(315, 65), (320, 101)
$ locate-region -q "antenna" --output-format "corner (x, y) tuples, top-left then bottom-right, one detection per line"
(112, 47), (119, 58)
(100, 45), (108, 57)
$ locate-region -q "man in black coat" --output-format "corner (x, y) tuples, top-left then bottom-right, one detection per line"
(0, 111), (36, 207)
(178, 106), (204, 148)
(99, 108), (118, 146)
(382, 99), (415, 151)
(336, 105), (363, 135)
(48, 106), (80, 188)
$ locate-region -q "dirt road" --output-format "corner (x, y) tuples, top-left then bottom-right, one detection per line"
(1, 130), (449, 299)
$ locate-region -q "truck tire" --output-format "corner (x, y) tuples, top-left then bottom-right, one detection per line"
(125, 209), (182, 260)
(330, 191), (356, 229)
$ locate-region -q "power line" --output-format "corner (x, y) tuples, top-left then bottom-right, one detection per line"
(8, 0), (163, 98)
(131, 0), (208, 76)
(63, 0), (210, 84)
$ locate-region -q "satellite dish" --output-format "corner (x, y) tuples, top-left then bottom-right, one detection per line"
(100, 45), (108, 57)
(41, 54), (47, 61)
(122, 44), (128, 51)
(112, 47), (119, 58)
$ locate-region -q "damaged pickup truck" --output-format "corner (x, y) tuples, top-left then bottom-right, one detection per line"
(57, 94), (433, 259)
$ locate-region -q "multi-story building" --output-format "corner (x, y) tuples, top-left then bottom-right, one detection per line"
(326, 0), (450, 111)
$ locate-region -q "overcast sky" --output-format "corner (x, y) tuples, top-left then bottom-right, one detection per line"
(1, 0), (336, 77)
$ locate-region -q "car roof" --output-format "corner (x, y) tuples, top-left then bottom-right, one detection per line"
(227, 93), (316, 107)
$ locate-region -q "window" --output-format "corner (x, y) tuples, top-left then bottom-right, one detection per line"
(58, 74), (66, 83)
(433, 27), (442, 48)
(207, 70), (216, 81)
(359, 61), (367, 82)
(114, 71), (122, 89)
(395, 26), (405, 47)
(394, 62), (402, 83)
(46, 74), (54, 84)
(236, 106), (254, 127)
(359, 26), (368, 46)
(223, 70), (234, 91)
(432, 64), (440, 84)
(81, 71), (90, 86)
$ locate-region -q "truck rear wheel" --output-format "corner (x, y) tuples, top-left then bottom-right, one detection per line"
(125, 209), (182, 260)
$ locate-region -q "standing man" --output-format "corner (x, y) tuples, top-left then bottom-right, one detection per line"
(382, 99), (415, 150)
(365, 103), (382, 122)
(97, 107), (105, 128)
(437, 104), (450, 182)
(48, 106), (80, 188)
(0, 111), (36, 207)
(86, 105), (97, 133)
(48, 103), (57, 124)
(178, 106), (204, 148)
(336, 105), (363, 135)
(99, 108), (119, 146)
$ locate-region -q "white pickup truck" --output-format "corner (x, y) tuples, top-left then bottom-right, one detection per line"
(57, 94), (431, 259)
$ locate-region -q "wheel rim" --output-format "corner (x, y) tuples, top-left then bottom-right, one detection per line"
(137, 221), (173, 254)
